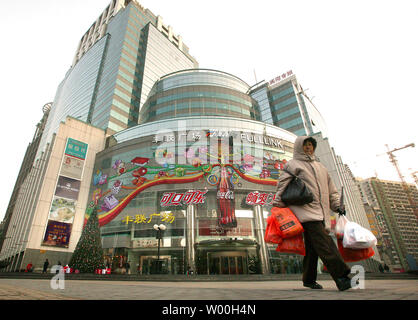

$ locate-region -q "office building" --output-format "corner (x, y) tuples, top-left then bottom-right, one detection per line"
(250, 71), (328, 137)
(0, 103), (51, 255)
(357, 178), (399, 268)
(0, 117), (106, 271)
(37, 0), (198, 160)
(358, 178), (418, 271)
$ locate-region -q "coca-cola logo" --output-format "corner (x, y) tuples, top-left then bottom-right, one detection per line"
(217, 190), (234, 200)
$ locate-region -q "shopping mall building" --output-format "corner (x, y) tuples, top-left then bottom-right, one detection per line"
(1, 0), (382, 274)
(89, 69), (298, 275)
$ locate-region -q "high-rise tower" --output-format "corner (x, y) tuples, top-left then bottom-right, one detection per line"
(0, 0), (198, 271)
(359, 178), (418, 271)
(37, 0), (198, 159)
(250, 71), (328, 137)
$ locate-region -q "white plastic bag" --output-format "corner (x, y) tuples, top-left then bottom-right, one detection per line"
(343, 221), (377, 249)
(335, 215), (348, 239)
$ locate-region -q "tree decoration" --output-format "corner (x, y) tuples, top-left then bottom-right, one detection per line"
(69, 203), (104, 273)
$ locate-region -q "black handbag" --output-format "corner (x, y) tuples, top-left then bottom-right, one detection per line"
(281, 169), (314, 206)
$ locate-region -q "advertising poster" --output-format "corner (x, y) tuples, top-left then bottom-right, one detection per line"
(54, 175), (81, 201)
(60, 155), (85, 180)
(41, 137), (88, 248)
(48, 196), (76, 224)
(42, 220), (72, 248)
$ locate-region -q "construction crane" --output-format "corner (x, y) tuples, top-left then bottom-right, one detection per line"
(380, 143), (417, 219)
(411, 171), (418, 187)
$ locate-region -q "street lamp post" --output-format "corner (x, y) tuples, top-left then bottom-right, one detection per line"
(153, 224), (166, 274)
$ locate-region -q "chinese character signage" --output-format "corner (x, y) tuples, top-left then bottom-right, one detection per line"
(42, 220), (72, 248)
(65, 138), (88, 160)
(245, 192), (277, 206)
(160, 190), (207, 206)
(88, 126), (293, 232)
(132, 239), (159, 248)
(198, 219), (253, 237)
(122, 212), (175, 225)
(268, 70), (293, 86)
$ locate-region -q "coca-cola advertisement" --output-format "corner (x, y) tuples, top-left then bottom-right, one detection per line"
(216, 165), (237, 229)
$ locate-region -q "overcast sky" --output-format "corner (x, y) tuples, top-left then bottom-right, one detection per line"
(0, 0), (417, 222)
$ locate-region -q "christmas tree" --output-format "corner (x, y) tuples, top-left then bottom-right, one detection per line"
(69, 202), (105, 273)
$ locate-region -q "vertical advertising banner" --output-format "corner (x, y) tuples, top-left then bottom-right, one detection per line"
(48, 196), (77, 224)
(42, 138), (88, 248)
(60, 155), (85, 180)
(42, 220), (73, 248)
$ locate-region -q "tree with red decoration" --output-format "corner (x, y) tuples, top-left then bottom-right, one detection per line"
(69, 203), (104, 273)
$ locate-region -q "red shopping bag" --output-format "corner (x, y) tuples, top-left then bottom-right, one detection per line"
(265, 214), (282, 244)
(276, 234), (306, 256)
(271, 207), (304, 239)
(337, 239), (375, 262)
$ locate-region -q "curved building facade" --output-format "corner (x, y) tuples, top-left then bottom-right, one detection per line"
(139, 69), (261, 124)
(87, 69), (299, 275)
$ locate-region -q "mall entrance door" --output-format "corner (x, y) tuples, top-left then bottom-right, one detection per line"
(140, 255), (170, 274)
(208, 252), (247, 275)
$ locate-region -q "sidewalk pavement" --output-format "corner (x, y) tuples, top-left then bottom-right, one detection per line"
(0, 277), (417, 300)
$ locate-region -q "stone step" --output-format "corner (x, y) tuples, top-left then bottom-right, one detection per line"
(0, 272), (416, 281)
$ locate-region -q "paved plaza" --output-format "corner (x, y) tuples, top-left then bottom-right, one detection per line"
(0, 277), (417, 300)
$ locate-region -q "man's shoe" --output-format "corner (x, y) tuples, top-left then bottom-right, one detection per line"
(303, 282), (323, 289)
(336, 277), (352, 291)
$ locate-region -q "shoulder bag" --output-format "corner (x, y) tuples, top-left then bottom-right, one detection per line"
(280, 169), (314, 206)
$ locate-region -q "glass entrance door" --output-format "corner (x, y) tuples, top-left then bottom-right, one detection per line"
(209, 252), (247, 274)
(140, 256), (170, 274)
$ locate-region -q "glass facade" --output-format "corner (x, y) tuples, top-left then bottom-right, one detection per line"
(139, 70), (260, 124)
(37, 1), (198, 158)
(37, 36), (108, 159)
(88, 114), (299, 275)
(250, 76), (329, 137)
(90, 4), (137, 132)
(251, 86), (273, 125)
(268, 80), (306, 135)
(89, 3), (198, 135)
